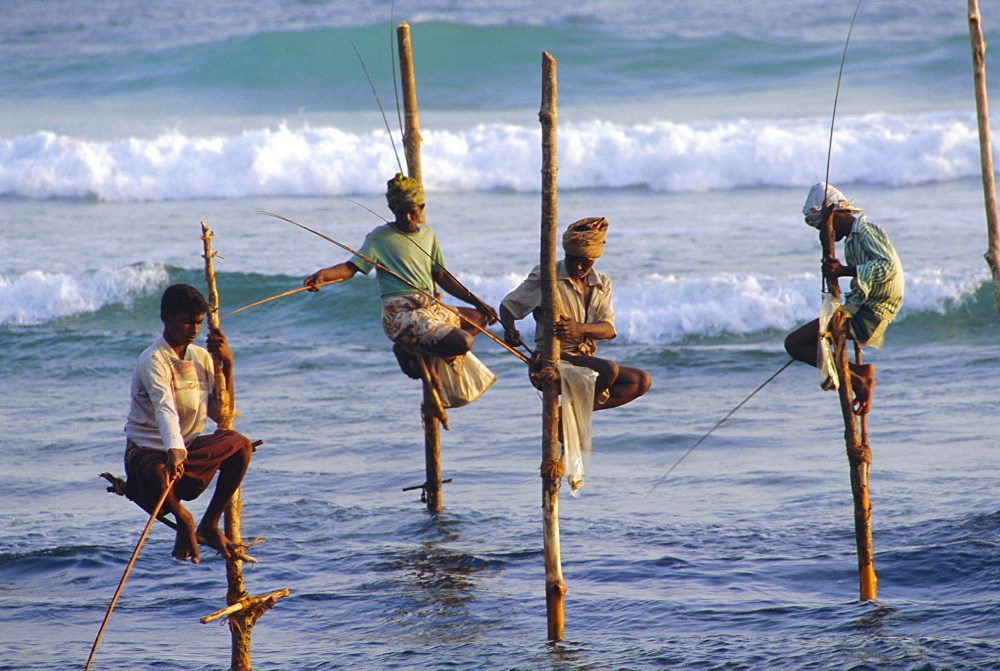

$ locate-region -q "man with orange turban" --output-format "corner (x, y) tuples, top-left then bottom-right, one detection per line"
(499, 217), (651, 410)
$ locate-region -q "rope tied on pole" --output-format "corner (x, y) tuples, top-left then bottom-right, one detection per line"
(540, 457), (564, 482)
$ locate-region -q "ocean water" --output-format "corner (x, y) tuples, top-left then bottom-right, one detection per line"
(2, 1), (1000, 669)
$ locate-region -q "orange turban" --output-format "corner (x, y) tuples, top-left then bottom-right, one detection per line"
(562, 217), (608, 258)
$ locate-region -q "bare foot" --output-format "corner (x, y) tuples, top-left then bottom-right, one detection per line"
(851, 364), (876, 416)
(172, 527), (201, 563)
(196, 523), (238, 559)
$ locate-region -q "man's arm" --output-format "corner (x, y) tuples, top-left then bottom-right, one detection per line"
(304, 261), (360, 291)
(498, 304), (524, 348)
(553, 317), (616, 342)
(205, 325), (234, 425)
(138, 356), (189, 479)
(433, 269), (498, 324)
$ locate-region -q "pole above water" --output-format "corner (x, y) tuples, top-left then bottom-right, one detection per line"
(539, 51), (566, 641)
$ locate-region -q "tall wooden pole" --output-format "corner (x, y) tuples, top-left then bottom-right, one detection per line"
(202, 223), (254, 669)
(397, 23), (443, 512)
(820, 211), (877, 601)
(968, 0), (1000, 319)
(539, 51), (566, 641)
(398, 23), (423, 187)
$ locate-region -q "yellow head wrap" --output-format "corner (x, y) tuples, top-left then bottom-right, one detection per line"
(385, 173), (425, 213)
(562, 217), (609, 259)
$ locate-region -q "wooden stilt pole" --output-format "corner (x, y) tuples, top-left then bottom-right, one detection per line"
(820, 212), (877, 601)
(539, 51), (566, 641)
(202, 223), (288, 670)
(397, 23), (422, 187)
(968, 0), (1000, 319)
(397, 22), (444, 512)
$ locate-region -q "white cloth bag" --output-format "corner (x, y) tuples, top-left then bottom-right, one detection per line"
(557, 361), (598, 496)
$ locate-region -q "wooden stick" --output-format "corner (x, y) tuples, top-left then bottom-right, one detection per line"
(201, 589), (291, 624)
(84, 477), (176, 671)
(539, 51), (566, 642)
(820, 209), (877, 601)
(968, 0), (1000, 319)
(397, 23), (422, 187)
(220, 281), (336, 319)
(396, 23), (443, 514)
(201, 223), (255, 670)
(416, 353), (449, 430)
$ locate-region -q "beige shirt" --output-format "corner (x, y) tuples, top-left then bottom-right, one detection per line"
(501, 260), (615, 356)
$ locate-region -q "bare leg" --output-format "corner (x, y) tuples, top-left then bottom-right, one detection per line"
(133, 460), (201, 562)
(455, 306), (489, 336)
(849, 363), (876, 415)
(784, 319), (821, 366)
(392, 342), (422, 379)
(195, 437), (252, 559)
(787, 319), (876, 414)
(599, 364), (651, 410)
(424, 326), (474, 358)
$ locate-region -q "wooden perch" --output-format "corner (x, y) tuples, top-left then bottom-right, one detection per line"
(201, 589), (291, 625)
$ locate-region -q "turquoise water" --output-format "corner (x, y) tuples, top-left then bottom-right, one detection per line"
(2, 1), (1000, 669)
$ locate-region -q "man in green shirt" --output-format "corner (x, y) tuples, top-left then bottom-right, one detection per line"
(304, 174), (497, 374)
(784, 183), (905, 415)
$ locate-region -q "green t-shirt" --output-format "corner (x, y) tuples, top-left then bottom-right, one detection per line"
(350, 224), (445, 298)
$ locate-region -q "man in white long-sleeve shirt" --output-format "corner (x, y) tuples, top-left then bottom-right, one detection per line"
(124, 284), (252, 563)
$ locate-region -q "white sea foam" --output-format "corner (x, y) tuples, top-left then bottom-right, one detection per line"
(463, 268), (988, 345)
(0, 264), (167, 326)
(2, 262), (984, 335)
(0, 111), (987, 202)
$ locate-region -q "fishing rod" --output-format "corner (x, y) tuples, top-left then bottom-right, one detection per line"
(84, 475), (178, 671)
(822, 0), (864, 223)
(259, 211), (534, 366)
(647, 359), (793, 493)
(220, 281), (337, 319)
(389, 0), (404, 142)
(647, 1), (861, 490)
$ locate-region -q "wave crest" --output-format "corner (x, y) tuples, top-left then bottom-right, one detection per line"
(0, 111), (987, 202)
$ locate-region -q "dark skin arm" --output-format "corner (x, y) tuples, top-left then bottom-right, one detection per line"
(433, 269), (498, 324)
(552, 316), (615, 341)
(823, 256), (857, 279)
(304, 261), (361, 291)
(499, 304), (524, 348)
(499, 304), (615, 345)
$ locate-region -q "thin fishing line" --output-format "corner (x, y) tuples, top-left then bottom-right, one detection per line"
(647, 359), (794, 493)
(390, 0), (404, 140)
(823, 0), (864, 207)
(351, 41), (404, 174)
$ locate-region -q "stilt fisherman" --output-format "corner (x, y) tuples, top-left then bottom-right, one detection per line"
(499, 217), (650, 410)
(304, 174), (497, 376)
(784, 183), (905, 414)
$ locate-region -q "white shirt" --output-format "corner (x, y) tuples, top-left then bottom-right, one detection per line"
(124, 335), (215, 459)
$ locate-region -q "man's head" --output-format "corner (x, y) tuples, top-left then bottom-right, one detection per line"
(802, 182), (863, 229)
(562, 217), (608, 260)
(160, 284), (209, 348)
(385, 173), (425, 216)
